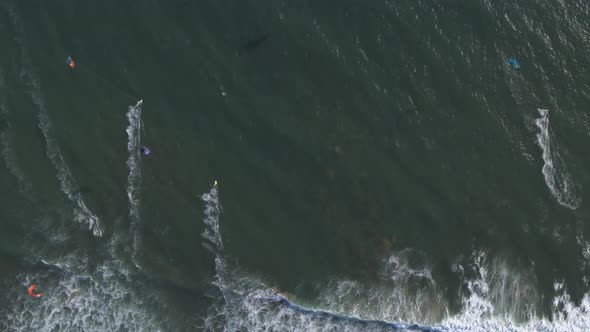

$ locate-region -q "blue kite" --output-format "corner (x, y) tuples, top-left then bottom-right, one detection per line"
(507, 56), (520, 70)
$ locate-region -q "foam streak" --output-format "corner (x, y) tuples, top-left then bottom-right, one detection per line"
(126, 100), (143, 268)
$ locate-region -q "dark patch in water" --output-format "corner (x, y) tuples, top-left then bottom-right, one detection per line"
(238, 33), (270, 56)
(0, 116), (8, 131)
(75, 185), (92, 196)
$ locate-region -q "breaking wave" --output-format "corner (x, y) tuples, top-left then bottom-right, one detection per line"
(314, 249), (446, 325)
(200, 185), (590, 332)
(199, 184), (442, 331)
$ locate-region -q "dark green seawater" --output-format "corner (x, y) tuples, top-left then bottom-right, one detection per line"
(1, 0), (590, 331)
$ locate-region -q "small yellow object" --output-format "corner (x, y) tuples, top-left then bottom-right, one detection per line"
(214, 180), (218, 187)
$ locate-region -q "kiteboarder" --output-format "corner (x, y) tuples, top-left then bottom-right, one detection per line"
(27, 285), (42, 298)
(140, 146), (150, 156)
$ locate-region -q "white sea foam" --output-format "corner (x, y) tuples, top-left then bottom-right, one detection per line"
(7, 5), (102, 236)
(199, 187), (590, 331)
(534, 108), (580, 209)
(199, 184), (441, 331)
(314, 249), (446, 325)
(201, 184), (223, 253)
(126, 100), (143, 268)
(1, 216), (170, 332)
(0, 257), (166, 331)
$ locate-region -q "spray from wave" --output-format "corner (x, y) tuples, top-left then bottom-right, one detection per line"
(534, 108), (580, 209)
(126, 100), (143, 268)
(7, 5), (102, 236)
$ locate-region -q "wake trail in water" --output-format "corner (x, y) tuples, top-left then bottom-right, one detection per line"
(201, 184), (223, 254)
(534, 108), (580, 209)
(7, 4), (102, 236)
(126, 100), (143, 269)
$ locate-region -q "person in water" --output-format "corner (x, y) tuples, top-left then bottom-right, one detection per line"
(140, 146), (150, 156)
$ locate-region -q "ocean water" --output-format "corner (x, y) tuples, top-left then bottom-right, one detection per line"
(1, 0), (590, 331)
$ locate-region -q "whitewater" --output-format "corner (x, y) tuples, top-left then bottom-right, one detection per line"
(200, 185), (590, 332)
